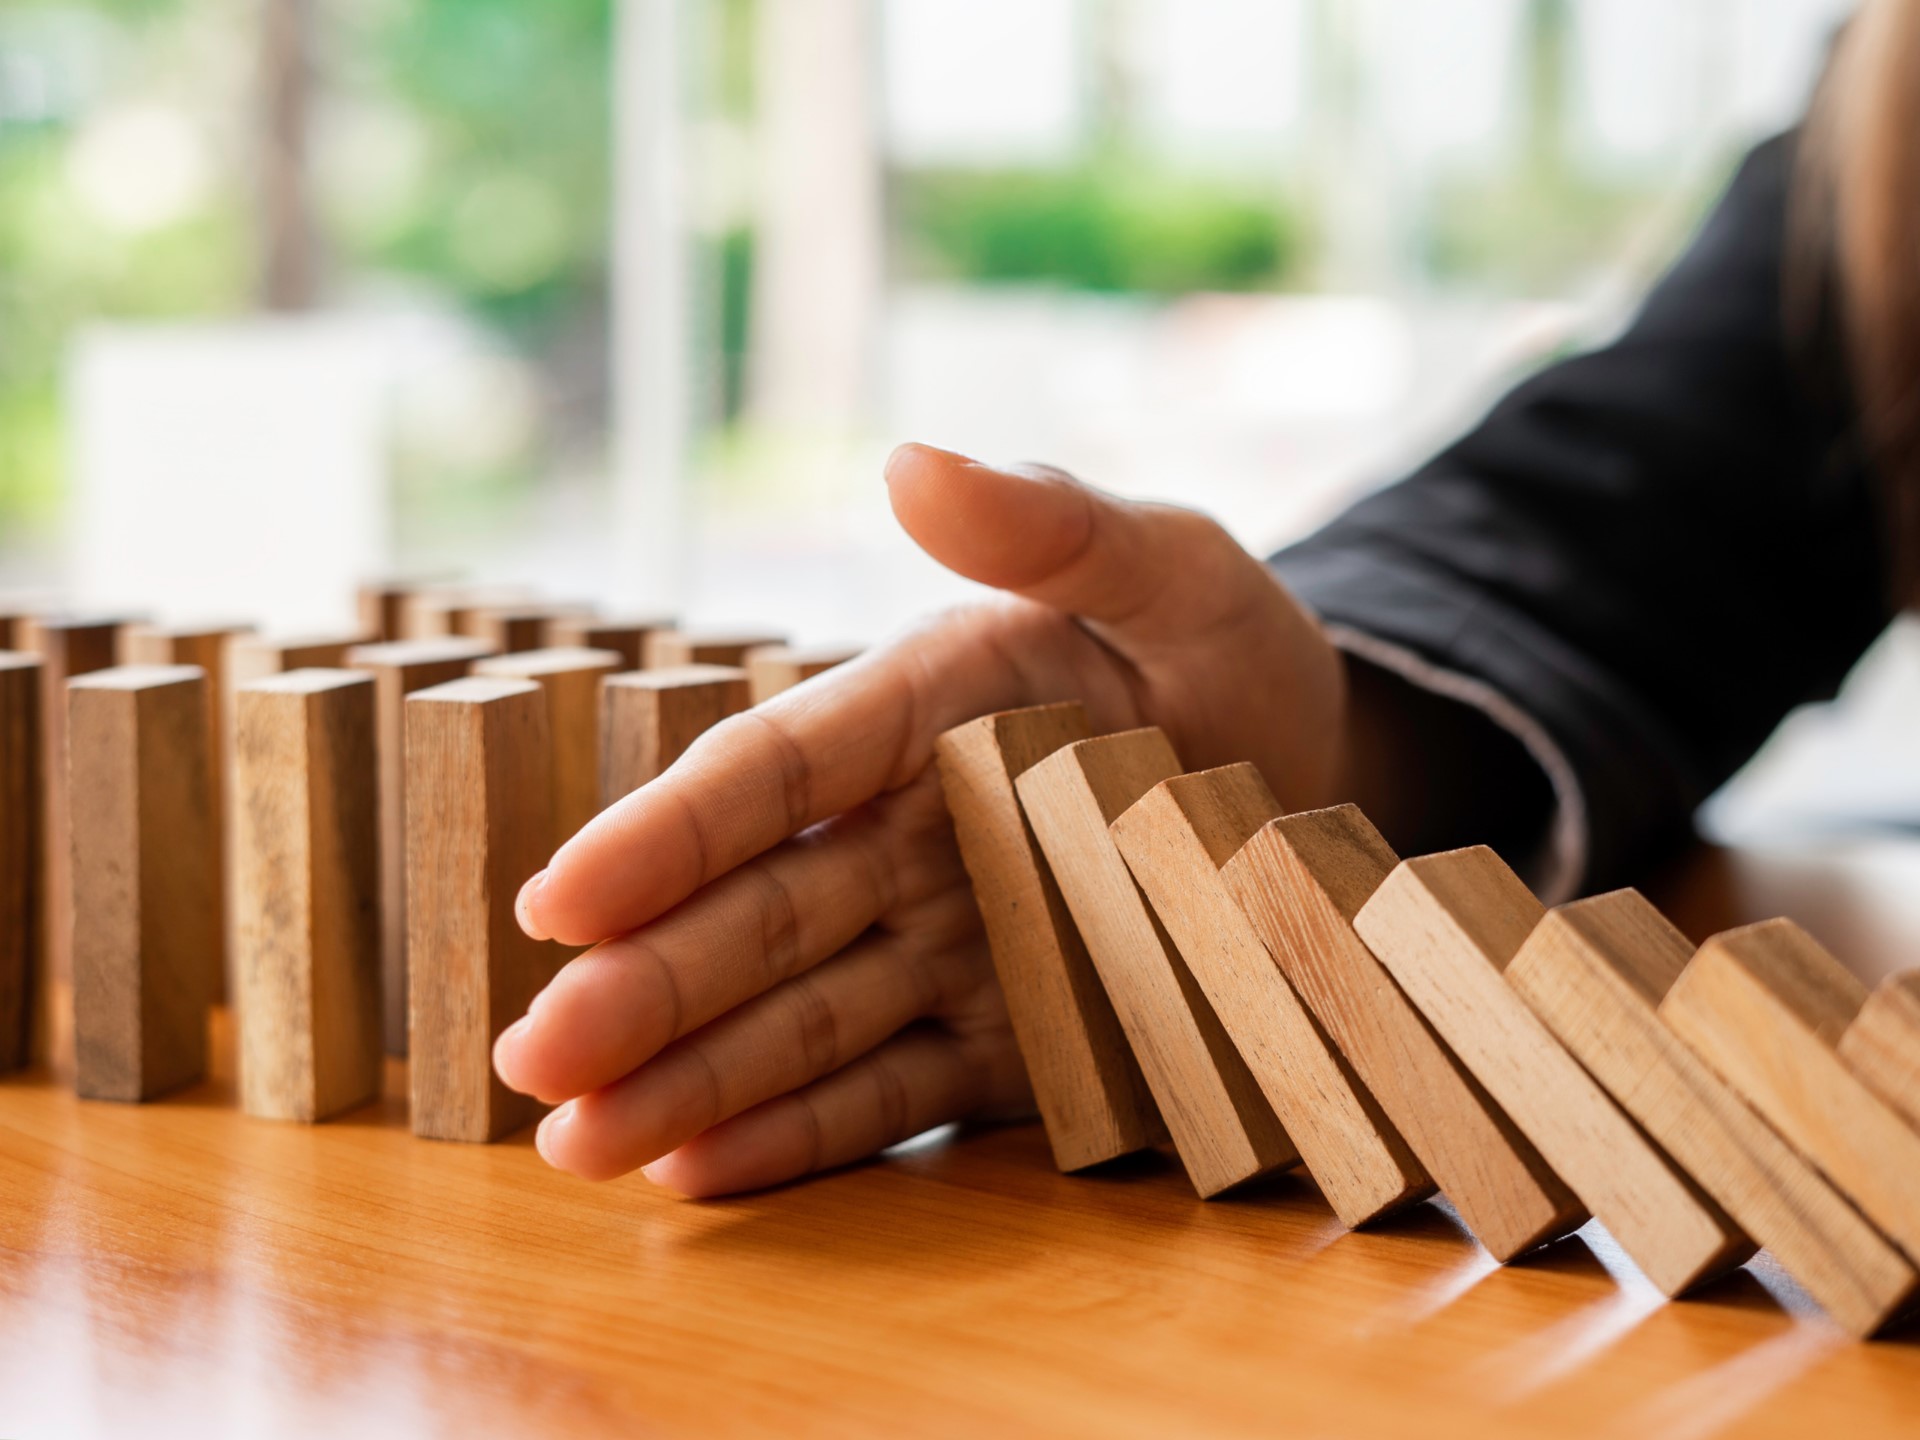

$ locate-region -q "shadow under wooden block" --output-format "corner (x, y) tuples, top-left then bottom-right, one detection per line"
(1355, 847), (1752, 1298)
(935, 702), (1165, 1172)
(1015, 728), (1296, 1199)
(1511, 891), (1916, 1338)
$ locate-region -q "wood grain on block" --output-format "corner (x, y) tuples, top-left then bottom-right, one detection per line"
(406, 676), (560, 1141)
(474, 647), (624, 847)
(1510, 891), (1915, 1337)
(1839, 973), (1920, 1134)
(1662, 919), (1920, 1267)
(935, 704), (1165, 1172)
(546, 615), (674, 673)
(642, 630), (785, 670)
(233, 671), (383, 1122)
(348, 637), (497, 1057)
(600, 664), (748, 804)
(0, 654), (39, 1072)
(1354, 847), (1753, 1296)
(745, 644), (861, 705)
(69, 665), (218, 1102)
(1112, 767), (1428, 1227)
(1224, 805), (1583, 1258)
(1016, 730), (1295, 1198)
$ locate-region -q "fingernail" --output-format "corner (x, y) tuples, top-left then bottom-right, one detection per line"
(536, 1101), (575, 1166)
(493, 1014), (534, 1088)
(516, 869), (551, 940)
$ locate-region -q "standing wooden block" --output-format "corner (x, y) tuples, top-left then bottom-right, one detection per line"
(406, 676), (558, 1141)
(1510, 892), (1915, 1337)
(69, 665), (218, 1102)
(356, 580), (450, 642)
(1016, 729), (1296, 1198)
(1112, 767), (1428, 1227)
(348, 637), (498, 1057)
(473, 648), (624, 847)
(1662, 919), (1920, 1266)
(600, 665), (750, 804)
(0, 654), (40, 1072)
(1839, 973), (1920, 1134)
(745, 644), (861, 704)
(234, 671), (383, 1122)
(228, 632), (366, 688)
(643, 629), (785, 670)
(546, 615), (674, 673)
(1354, 847), (1753, 1296)
(935, 704), (1165, 1172)
(1224, 805), (1584, 1258)
(467, 605), (592, 656)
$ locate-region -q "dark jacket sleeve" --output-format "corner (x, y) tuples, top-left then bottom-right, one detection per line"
(1269, 132), (1893, 896)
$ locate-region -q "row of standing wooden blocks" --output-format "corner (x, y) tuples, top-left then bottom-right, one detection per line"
(937, 704), (1920, 1339)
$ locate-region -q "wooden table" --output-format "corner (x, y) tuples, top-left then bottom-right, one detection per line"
(5, 840), (1920, 1439)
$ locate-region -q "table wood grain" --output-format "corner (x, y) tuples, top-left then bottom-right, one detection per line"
(4, 842), (1920, 1439)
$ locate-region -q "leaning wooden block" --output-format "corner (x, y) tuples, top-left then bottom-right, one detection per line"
(0, 654), (40, 1072)
(234, 671), (383, 1122)
(600, 664), (749, 804)
(406, 676), (560, 1142)
(1354, 847), (1753, 1297)
(348, 636), (498, 1057)
(745, 644), (861, 704)
(936, 704), (1165, 1172)
(1113, 767), (1428, 1227)
(474, 647), (624, 847)
(546, 615), (674, 673)
(1510, 891), (1916, 1337)
(643, 629), (785, 670)
(1224, 805), (1584, 1258)
(1662, 919), (1920, 1267)
(69, 665), (218, 1102)
(1839, 973), (1920, 1135)
(1016, 729), (1296, 1198)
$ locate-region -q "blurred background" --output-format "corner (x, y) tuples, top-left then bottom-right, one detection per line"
(2, 0), (1914, 842)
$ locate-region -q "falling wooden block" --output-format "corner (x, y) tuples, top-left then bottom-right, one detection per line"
(1113, 767), (1429, 1227)
(1223, 805), (1584, 1257)
(233, 670), (383, 1122)
(406, 676), (559, 1141)
(1839, 973), (1920, 1135)
(745, 644), (861, 704)
(643, 629), (785, 670)
(0, 653), (40, 1073)
(473, 647), (624, 847)
(546, 614), (674, 673)
(1355, 847), (1753, 1296)
(1510, 891), (1916, 1337)
(1663, 919), (1920, 1267)
(68, 665), (218, 1102)
(1016, 729), (1296, 1198)
(936, 704), (1165, 1172)
(600, 664), (750, 804)
(347, 636), (498, 1057)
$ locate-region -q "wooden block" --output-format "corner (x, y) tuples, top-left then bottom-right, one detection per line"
(1354, 847), (1753, 1296)
(1839, 973), (1920, 1134)
(233, 670), (383, 1122)
(1662, 919), (1920, 1268)
(600, 665), (750, 804)
(356, 579), (450, 642)
(68, 665), (218, 1102)
(1223, 805), (1584, 1258)
(546, 615), (674, 673)
(466, 605), (593, 656)
(0, 654), (40, 1072)
(406, 676), (559, 1141)
(1112, 767), (1429, 1226)
(228, 632), (366, 688)
(935, 704), (1166, 1172)
(1016, 729), (1296, 1198)
(745, 644), (861, 704)
(473, 648), (624, 847)
(643, 629), (785, 670)
(399, 585), (532, 642)
(1510, 891), (1916, 1337)
(347, 637), (498, 1057)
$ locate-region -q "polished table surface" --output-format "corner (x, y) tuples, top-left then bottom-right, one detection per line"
(4, 839), (1920, 1439)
